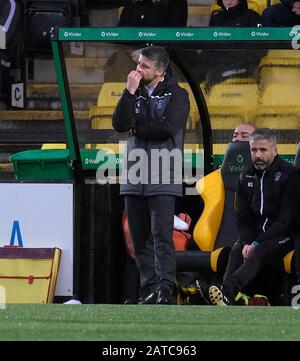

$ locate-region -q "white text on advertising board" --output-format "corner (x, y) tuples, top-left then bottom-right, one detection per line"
(175, 32), (194, 37)
(64, 31), (82, 37)
(138, 31), (156, 37)
(213, 31), (232, 37)
(101, 31), (118, 37)
(250, 31), (269, 37)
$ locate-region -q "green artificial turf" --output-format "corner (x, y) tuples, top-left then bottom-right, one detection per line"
(0, 304), (300, 341)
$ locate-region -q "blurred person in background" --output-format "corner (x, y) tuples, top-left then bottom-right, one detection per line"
(262, 0), (300, 26)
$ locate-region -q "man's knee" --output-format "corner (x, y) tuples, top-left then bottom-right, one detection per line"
(248, 241), (277, 267)
(231, 240), (244, 253)
(223, 240), (244, 281)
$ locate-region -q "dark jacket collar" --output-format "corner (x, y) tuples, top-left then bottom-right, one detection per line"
(251, 154), (281, 177)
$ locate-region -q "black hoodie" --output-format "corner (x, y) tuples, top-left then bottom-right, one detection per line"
(210, 0), (263, 26)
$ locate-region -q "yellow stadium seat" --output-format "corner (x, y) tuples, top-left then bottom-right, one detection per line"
(210, 0), (268, 15)
(41, 144), (67, 149)
(284, 250), (295, 274)
(260, 50), (300, 69)
(255, 83), (300, 128)
(266, 50), (300, 59)
(179, 82), (200, 129)
(207, 83), (259, 126)
(210, 1), (220, 13)
(97, 82), (124, 107)
(90, 82), (126, 130)
(260, 66), (300, 88)
(194, 169), (225, 252)
(259, 50), (300, 99)
(89, 105), (115, 130)
(222, 77), (257, 85)
(208, 83), (259, 107)
(260, 83), (300, 106)
(269, 0), (281, 5)
(255, 115), (300, 129)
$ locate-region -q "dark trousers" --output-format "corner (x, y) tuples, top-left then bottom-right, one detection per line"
(222, 237), (294, 297)
(125, 195), (176, 297)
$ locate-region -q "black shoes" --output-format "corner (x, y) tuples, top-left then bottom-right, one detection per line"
(156, 288), (170, 304)
(138, 292), (157, 305)
(209, 285), (233, 306)
(156, 288), (176, 305)
(123, 298), (138, 304)
(137, 287), (176, 305)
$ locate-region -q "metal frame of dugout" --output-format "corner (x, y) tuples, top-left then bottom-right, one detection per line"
(50, 26), (297, 182)
(47, 27), (297, 303)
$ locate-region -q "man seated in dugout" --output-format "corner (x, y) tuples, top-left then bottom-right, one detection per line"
(232, 124), (255, 142)
(209, 128), (300, 306)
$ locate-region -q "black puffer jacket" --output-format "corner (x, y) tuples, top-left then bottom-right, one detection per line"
(112, 66), (190, 197)
(118, 0), (188, 27)
(237, 155), (300, 244)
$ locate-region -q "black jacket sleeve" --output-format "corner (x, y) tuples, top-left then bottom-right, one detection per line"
(133, 88), (190, 140)
(256, 172), (300, 242)
(112, 89), (136, 132)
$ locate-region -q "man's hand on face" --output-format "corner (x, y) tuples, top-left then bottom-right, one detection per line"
(292, 1), (300, 15)
(127, 70), (142, 95)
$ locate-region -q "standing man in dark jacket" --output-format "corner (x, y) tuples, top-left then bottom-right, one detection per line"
(209, 128), (300, 305)
(113, 46), (189, 304)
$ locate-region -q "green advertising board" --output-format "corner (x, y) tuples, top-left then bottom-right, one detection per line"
(56, 27), (298, 42)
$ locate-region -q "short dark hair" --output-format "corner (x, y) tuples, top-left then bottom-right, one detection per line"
(140, 46), (169, 71)
(250, 127), (277, 145)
